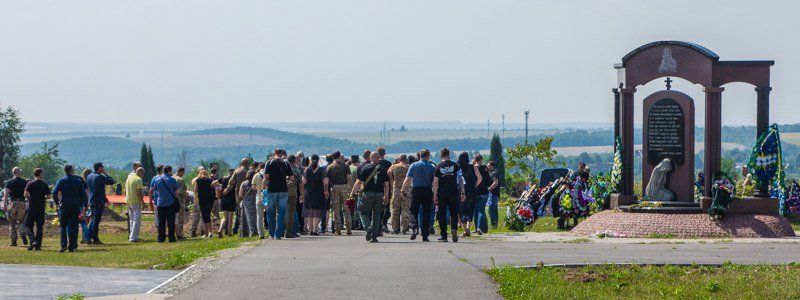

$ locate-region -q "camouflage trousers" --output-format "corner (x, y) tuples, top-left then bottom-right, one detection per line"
(6, 200), (27, 243)
(390, 188), (411, 232)
(175, 197), (188, 237)
(329, 184), (352, 233)
(190, 199), (204, 235)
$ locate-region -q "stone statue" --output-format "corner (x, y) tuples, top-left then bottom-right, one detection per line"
(644, 158), (675, 201)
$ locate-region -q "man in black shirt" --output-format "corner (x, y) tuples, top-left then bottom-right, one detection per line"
(432, 148), (464, 242)
(350, 152), (389, 243)
(263, 148), (295, 240)
(376, 147), (393, 234)
(3, 167), (28, 246)
(24, 168), (51, 250)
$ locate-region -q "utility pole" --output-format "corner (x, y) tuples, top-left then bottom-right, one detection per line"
(524, 110), (530, 145)
(487, 119), (490, 138)
(501, 114), (505, 138)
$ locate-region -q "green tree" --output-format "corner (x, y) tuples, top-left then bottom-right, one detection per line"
(0, 104), (24, 182)
(489, 133), (506, 187)
(18, 143), (66, 184)
(506, 136), (561, 183)
(140, 144), (157, 185)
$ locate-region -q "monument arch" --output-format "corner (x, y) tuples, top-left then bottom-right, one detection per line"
(610, 40), (774, 208)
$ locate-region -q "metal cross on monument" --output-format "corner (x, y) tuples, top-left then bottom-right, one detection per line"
(665, 77), (673, 90)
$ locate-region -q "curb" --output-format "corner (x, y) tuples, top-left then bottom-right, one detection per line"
(146, 265), (196, 294)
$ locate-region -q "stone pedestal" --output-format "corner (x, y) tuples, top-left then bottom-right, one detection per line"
(610, 193), (636, 208)
(701, 196), (779, 215)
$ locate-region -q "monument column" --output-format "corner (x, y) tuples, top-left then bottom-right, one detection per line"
(613, 88), (620, 139)
(703, 87), (724, 199)
(754, 86), (772, 197)
(620, 88), (636, 196)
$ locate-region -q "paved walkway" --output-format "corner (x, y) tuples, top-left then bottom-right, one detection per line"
(173, 232), (800, 300)
(0, 264), (177, 300)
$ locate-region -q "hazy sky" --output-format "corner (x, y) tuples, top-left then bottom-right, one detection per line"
(1, 1), (798, 126)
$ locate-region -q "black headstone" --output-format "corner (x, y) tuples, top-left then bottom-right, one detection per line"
(646, 98), (685, 166)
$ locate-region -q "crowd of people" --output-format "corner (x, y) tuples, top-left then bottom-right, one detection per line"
(1, 146), (503, 251)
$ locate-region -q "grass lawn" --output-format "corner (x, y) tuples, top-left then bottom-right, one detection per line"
(486, 203), (568, 234)
(0, 222), (256, 270)
(487, 264), (800, 299)
(787, 216), (800, 232)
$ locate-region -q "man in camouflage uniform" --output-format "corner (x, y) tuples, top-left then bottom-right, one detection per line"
(3, 167), (28, 246)
(326, 151), (352, 235)
(389, 155), (411, 234)
(173, 167), (189, 239)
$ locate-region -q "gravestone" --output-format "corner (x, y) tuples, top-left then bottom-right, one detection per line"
(642, 90), (695, 202)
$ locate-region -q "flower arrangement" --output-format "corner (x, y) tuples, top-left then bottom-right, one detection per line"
(345, 194), (357, 214)
(712, 177), (735, 194)
(747, 124), (784, 190)
(609, 137), (623, 193)
(785, 180), (800, 216)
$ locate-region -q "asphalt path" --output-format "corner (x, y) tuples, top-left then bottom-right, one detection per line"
(172, 232), (800, 300)
(0, 264), (177, 300)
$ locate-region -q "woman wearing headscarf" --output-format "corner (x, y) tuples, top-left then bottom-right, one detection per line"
(239, 170), (259, 237)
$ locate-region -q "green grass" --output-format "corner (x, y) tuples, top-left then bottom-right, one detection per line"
(487, 264), (800, 299)
(0, 231), (255, 270)
(487, 203), (567, 234)
(788, 216), (800, 232)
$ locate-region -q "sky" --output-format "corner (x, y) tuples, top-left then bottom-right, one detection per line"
(1, 1), (798, 126)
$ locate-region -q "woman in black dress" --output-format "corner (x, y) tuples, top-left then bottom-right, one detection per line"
(216, 169), (236, 238)
(302, 155), (329, 235)
(192, 169), (219, 238)
(457, 152), (481, 237)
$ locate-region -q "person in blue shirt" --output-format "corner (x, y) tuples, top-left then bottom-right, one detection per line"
(85, 162), (116, 245)
(401, 149), (435, 242)
(152, 165), (179, 243)
(52, 165), (88, 252)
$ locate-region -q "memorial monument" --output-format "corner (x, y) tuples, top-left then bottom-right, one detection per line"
(571, 41), (795, 238)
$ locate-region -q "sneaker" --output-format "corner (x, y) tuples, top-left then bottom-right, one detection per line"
(476, 229), (483, 236)
(438, 236), (448, 242)
(34, 246), (41, 251)
(9, 241), (17, 247)
(27, 244), (35, 251)
(59, 248), (67, 253)
(370, 238), (379, 243)
(462, 231), (470, 237)
(452, 231), (459, 243)
(366, 230), (373, 241)
(422, 236), (430, 242)
(410, 229), (418, 241)
(392, 230), (400, 235)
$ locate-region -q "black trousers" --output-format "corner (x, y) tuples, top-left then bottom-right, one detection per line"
(437, 193), (460, 237)
(410, 187), (433, 237)
(25, 209), (45, 247)
(59, 206), (80, 251)
(157, 206), (177, 242)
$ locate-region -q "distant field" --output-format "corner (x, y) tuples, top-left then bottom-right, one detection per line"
(784, 132), (800, 146)
(307, 129), (551, 143)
